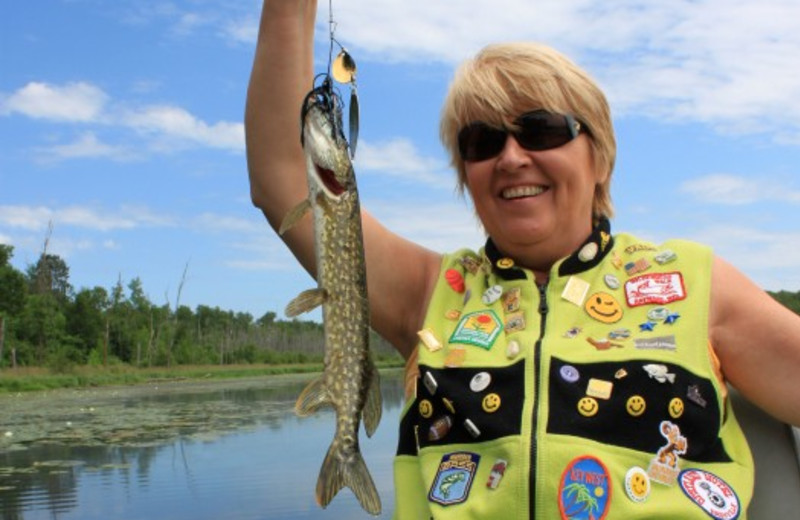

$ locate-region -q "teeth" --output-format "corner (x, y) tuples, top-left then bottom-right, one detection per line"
(502, 185), (545, 199)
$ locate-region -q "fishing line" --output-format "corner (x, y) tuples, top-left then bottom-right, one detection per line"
(324, 0), (359, 157)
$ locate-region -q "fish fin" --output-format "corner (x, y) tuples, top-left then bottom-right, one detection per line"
(285, 288), (328, 317)
(316, 443), (381, 515)
(362, 361), (382, 438)
(295, 375), (331, 416)
(278, 198), (311, 235)
(666, 374), (676, 384)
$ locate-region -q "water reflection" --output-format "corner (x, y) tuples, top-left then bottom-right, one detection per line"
(0, 370), (405, 519)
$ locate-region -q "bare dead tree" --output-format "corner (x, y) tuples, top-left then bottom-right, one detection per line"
(166, 261), (189, 368)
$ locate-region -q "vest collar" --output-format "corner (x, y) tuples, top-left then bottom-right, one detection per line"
(484, 217), (614, 281)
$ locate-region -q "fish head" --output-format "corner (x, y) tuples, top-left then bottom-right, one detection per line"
(301, 85), (355, 201)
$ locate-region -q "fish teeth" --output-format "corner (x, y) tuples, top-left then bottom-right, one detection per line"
(502, 185), (545, 199)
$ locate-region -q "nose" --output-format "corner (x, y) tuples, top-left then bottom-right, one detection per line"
(495, 134), (531, 172)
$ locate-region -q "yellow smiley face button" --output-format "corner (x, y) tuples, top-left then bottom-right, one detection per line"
(482, 393), (500, 413)
(669, 397), (685, 418)
(482, 393), (501, 413)
(419, 399), (433, 419)
(626, 395), (647, 417)
(577, 397), (599, 417)
(624, 466), (651, 503)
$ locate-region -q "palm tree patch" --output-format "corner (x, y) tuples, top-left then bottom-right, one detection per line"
(558, 455), (611, 520)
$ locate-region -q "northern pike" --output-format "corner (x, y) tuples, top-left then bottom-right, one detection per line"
(279, 78), (382, 516)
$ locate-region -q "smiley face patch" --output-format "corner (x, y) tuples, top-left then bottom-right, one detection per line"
(584, 292), (623, 324)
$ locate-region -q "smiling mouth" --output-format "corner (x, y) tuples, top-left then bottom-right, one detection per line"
(501, 185), (547, 200)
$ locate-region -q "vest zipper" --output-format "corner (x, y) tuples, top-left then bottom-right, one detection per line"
(530, 281), (548, 518)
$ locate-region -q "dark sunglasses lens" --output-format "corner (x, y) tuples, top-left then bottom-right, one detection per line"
(458, 123), (507, 161)
(515, 112), (574, 151)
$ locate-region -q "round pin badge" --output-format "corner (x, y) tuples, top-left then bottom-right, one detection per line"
(496, 257), (514, 269)
(559, 364), (580, 383)
(625, 466), (651, 502)
(419, 399), (433, 419)
(470, 372), (491, 392)
(578, 242), (598, 262)
(482, 393), (501, 413)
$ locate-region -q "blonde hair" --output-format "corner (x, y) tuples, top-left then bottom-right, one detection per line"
(440, 42), (616, 219)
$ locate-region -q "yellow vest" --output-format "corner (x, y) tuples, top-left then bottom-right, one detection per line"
(393, 220), (753, 519)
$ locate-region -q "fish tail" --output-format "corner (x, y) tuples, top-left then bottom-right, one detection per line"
(316, 444), (381, 516)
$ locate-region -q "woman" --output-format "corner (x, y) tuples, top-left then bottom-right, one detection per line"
(245, 1), (800, 517)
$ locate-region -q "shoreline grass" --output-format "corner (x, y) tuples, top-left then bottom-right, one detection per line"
(0, 359), (405, 394)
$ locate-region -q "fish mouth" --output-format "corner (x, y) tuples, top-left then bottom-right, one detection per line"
(501, 185), (547, 200)
(315, 163), (345, 196)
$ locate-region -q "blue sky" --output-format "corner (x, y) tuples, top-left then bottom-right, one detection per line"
(2, 0), (800, 320)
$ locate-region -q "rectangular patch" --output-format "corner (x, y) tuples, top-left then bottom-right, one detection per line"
(634, 335), (677, 351)
(625, 272), (686, 307)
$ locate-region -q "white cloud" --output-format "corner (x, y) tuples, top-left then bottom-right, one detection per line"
(370, 199), (484, 253)
(123, 105), (245, 152)
(193, 213), (264, 234)
(36, 132), (135, 162)
(2, 80), (245, 159)
(0, 204), (175, 232)
(355, 138), (452, 190)
(687, 223), (800, 283)
(0, 206), (53, 231)
(223, 16), (258, 45)
(325, 0), (800, 140)
(681, 174), (800, 205)
(0, 81), (108, 122)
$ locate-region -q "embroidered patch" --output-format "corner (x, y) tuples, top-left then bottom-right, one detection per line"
(584, 291), (623, 324)
(558, 456), (611, 520)
(679, 469), (741, 519)
(449, 310), (502, 349)
(625, 272), (686, 307)
(428, 452), (480, 506)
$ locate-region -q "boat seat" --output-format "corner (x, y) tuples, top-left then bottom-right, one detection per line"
(730, 389), (800, 518)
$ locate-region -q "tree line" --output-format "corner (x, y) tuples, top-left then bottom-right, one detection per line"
(0, 244), (400, 371)
(2, 243), (800, 372)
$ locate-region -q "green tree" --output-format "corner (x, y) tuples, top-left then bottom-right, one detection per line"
(66, 286), (109, 362)
(0, 245), (28, 368)
(16, 292), (66, 366)
(769, 290), (800, 315)
(27, 253), (73, 304)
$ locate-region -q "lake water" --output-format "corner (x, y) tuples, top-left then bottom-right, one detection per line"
(0, 370), (406, 520)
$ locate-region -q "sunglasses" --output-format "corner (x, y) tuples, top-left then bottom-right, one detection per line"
(457, 110), (583, 162)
